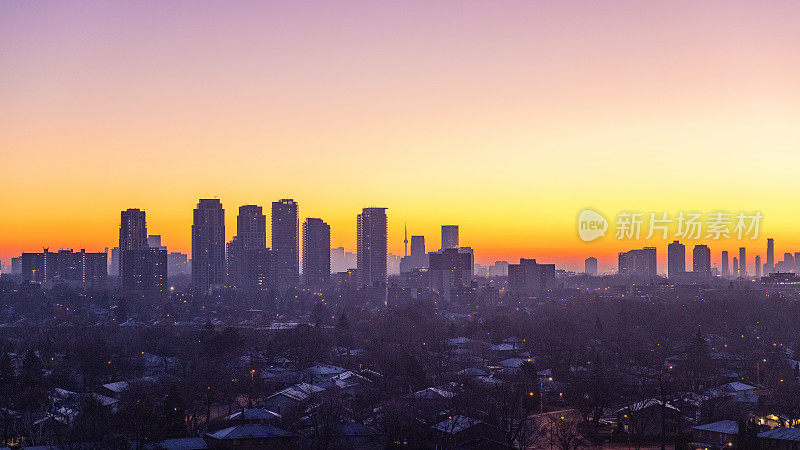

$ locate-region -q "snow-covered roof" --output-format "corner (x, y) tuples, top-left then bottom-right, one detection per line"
(692, 420), (738, 434)
(618, 399), (679, 413)
(500, 357), (532, 368)
(227, 408), (281, 421)
(207, 424), (294, 440)
(410, 386), (456, 399)
(269, 383), (325, 402)
(759, 427), (800, 441)
(447, 337), (471, 346)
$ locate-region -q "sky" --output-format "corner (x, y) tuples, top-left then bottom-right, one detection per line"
(2, 0), (800, 272)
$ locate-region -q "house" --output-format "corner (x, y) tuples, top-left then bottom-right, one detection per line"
(300, 422), (388, 449)
(224, 408), (282, 425)
(205, 424), (298, 449)
(315, 370), (371, 397)
(758, 427), (800, 449)
(261, 383), (325, 415)
(616, 399), (683, 439)
(689, 420), (738, 449)
(303, 364), (347, 383)
(431, 415), (510, 449)
(706, 382), (758, 403)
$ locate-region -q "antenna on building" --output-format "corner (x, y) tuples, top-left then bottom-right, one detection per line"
(404, 223), (408, 257)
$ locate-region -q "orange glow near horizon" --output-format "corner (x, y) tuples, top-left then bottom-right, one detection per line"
(2, 1), (800, 272)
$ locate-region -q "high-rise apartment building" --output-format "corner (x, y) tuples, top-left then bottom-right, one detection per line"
(272, 199), (299, 288)
(192, 199), (225, 291)
(302, 218), (331, 287)
(357, 207), (388, 288)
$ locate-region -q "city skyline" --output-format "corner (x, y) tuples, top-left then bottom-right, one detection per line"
(2, 197), (797, 274)
(3, 1), (800, 270)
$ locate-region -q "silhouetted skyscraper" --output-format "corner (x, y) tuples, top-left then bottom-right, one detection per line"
(618, 247), (656, 277)
(192, 199), (225, 291)
(766, 238), (775, 274)
(238, 205), (267, 249)
(227, 205), (268, 290)
(739, 247), (747, 277)
(755, 255), (762, 279)
(733, 257), (739, 277)
(693, 244), (711, 276)
(721, 251), (729, 278)
(272, 199), (299, 288)
(584, 257), (598, 276)
(302, 218), (331, 287)
(667, 240), (685, 279)
(119, 208), (147, 280)
(357, 207), (388, 288)
(441, 225), (459, 250)
(119, 208), (164, 293)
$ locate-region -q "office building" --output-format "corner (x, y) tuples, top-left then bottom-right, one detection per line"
(441, 225), (459, 250)
(302, 218), (331, 287)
